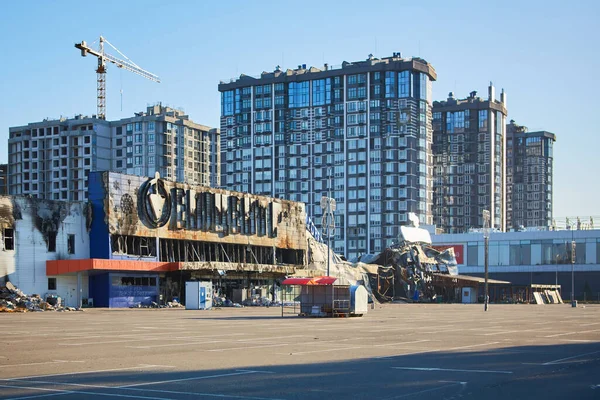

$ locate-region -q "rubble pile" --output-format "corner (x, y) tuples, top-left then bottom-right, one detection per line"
(304, 217), (458, 304)
(361, 242), (458, 303)
(0, 282), (79, 312)
(305, 234), (379, 296)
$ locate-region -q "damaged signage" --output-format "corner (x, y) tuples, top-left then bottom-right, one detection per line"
(98, 172), (307, 250)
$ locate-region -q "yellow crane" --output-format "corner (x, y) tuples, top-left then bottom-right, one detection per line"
(75, 36), (160, 120)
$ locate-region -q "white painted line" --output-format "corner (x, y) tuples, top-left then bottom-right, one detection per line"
(373, 342), (500, 360)
(3, 364), (167, 381)
(235, 334), (305, 342)
(207, 343), (291, 352)
(125, 387), (284, 400)
(542, 329), (600, 338)
(127, 340), (224, 349)
(0, 360), (83, 369)
(0, 378), (282, 400)
(447, 342), (501, 351)
(581, 322), (600, 327)
(392, 366), (513, 374)
(116, 369), (263, 388)
(279, 346), (364, 356)
(542, 350), (600, 365)
(373, 339), (432, 347)
(0, 384), (172, 400)
(382, 381), (465, 399)
(0, 384), (72, 400)
(236, 370), (275, 374)
(480, 330), (522, 336)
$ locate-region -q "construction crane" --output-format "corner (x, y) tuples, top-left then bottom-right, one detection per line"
(75, 36), (160, 120)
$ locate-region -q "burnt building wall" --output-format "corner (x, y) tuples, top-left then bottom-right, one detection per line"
(88, 171), (308, 264)
(0, 196), (90, 306)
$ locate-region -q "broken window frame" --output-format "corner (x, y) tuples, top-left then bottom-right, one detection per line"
(67, 234), (75, 255)
(3, 228), (14, 251)
(48, 277), (57, 290)
(47, 231), (57, 253)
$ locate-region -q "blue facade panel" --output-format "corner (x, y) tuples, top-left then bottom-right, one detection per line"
(108, 272), (159, 308)
(88, 171), (111, 259)
(89, 273), (110, 308)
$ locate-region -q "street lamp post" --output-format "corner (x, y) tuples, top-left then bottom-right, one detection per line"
(320, 167), (336, 277)
(571, 239), (576, 307)
(483, 210), (490, 312)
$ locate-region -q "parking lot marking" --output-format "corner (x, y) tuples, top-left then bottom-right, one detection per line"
(392, 366), (513, 374)
(373, 339), (432, 347)
(207, 343), (291, 352)
(0, 360), (83, 369)
(0, 378), (281, 400)
(3, 364), (168, 381)
(127, 340), (225, 349)
(382, 381), (466, 399)
(0, 384), (76, 400)
(116, 369), (265, 388)
(581, 322), (600, 327)
(0, 384), (172, 400)
(542, 329), (600, 338)
(447, 342), (501, 351)
(278, 345), (364, 356)
(542, 350), (600, 365)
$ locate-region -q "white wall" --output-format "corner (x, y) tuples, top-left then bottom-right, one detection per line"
(432, 229), (600, 273)
(1, 197), (89, 303)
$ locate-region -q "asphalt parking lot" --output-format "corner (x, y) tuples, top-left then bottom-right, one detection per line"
(0, 303), (599, 399)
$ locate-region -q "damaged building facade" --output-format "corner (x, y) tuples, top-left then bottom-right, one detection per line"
(44, 171), (308, 307)
(0, 196), (90, 307)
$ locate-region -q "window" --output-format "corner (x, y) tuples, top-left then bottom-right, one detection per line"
(385, 71), (396, 98)
(47, 278), (57, 291)
(47, 231), (57, 252)
(67, 234), (75, 254)
(3, 228), (14, 250)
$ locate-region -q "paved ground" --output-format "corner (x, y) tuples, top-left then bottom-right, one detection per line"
(0, 303), (599, 399)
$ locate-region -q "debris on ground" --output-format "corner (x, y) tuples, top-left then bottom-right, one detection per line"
(0, 282), (82, 312)
(302, 216), (458, 304)
(354, 224), (458, 303)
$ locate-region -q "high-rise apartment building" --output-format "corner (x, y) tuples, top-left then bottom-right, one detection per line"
(8, 116), (112, 201)
(111, 104), (220, 188)
(7, 104), (219, 201)
(0, 164), (8, 195)
(506, 120), (556, 230)
(218, 53), (436, 259)
(432, 84), (507, 233)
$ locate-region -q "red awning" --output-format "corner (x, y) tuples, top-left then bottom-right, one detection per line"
(282, 276), (337, 286)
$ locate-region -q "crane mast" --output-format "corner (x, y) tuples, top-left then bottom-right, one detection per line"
(75, 36), (160, 120)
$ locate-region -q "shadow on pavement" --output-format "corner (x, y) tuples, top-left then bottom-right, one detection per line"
(1, 342), (599, 399)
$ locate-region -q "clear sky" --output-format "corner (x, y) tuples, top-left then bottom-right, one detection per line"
(0, 0), (598, 219)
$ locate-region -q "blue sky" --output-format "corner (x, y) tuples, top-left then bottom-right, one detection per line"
(0, 0), (598, 219)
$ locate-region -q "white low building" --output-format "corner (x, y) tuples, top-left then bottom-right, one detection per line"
(0, 196), (89, 306)
(432, 229), (600, 300)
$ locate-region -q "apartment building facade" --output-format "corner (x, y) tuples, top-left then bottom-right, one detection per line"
(8, 116), (111, 201)
(111, 104), (220, 188)
(7, 105), (220, 201)
(218, 53), (436, 259)
(506, 120), (556, 230)
(432, 84), (508, 233)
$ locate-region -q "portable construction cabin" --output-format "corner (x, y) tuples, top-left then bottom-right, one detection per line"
(350, 285), (369, 316)
(281, 276), (365, 317)
(185, 281), (213, 310)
